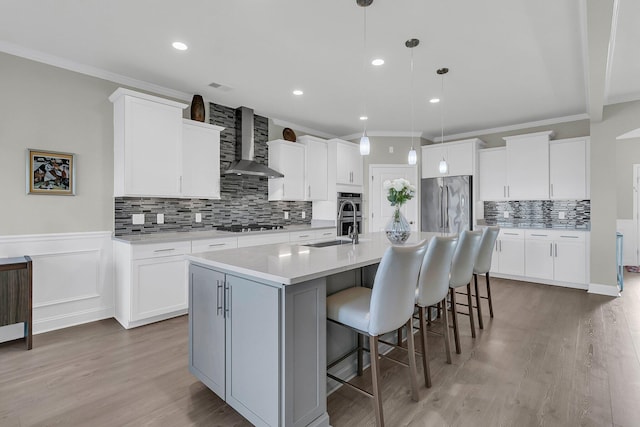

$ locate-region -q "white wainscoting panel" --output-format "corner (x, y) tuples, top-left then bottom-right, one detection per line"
(0, 231), (114, 343)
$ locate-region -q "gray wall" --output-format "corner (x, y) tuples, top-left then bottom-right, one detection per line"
(613, 101), (640, 219)
(0, 52), (116, 235)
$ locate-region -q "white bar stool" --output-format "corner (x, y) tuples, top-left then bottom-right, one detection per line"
(449, 229), (482, 354)
(473, 226), (500, 329)
(415, 236), (458, 388)
(326, 240), (428, 427)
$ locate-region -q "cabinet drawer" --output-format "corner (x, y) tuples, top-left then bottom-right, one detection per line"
(289, 231), (316, 242)
(554, 231), (586, 242)
(524, 230), (554, 240)
(315, 229), (337, 241)
(499, 230), (524, 239)
(131, 241), (191, 260)
(192, 237), (238, 253)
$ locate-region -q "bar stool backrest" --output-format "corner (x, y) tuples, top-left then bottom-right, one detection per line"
(416, 236), (458, 308)
(368, 240), (429, 336)
(474, 226), (500, 275)
(449, 230), (482, 288)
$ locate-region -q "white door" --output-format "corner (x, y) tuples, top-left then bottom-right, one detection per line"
(549, 139), (587, 199)
(182, 122), (221, 199)
(478, 148), (507, 201)
(506, 135), (549, 200)
(554, 239), (587, 284)
(498, 238), (525, 276)
(369, 165), (419, 233)
(524, 239), (554, 280)
(421, 145), (447, 179)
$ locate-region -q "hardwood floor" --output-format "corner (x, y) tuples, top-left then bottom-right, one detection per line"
(1, 275), (640, 426)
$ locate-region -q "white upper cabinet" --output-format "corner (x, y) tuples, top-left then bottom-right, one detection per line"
(110, 88), (187, 197)
(298, 135), (328, 201)
(334, 140), (363, 186)
(268, 139), (305, 201)
(182, 119), (224, 199)
(549, 137), (589, 200)
(504, 131), (552, 200)
(479, 148), (508, 201)
(421, 139), (482, 179)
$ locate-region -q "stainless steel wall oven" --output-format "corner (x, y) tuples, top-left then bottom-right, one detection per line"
(337, 192), (363, 236)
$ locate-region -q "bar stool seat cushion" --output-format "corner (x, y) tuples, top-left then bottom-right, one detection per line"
(327, 287), (372, 335)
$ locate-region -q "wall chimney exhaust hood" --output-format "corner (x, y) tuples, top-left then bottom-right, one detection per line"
(224, 106), (284, 178)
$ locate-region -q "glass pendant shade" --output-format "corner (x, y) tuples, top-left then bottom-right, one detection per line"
(408, 148), (417, 165)
(360, 133), (370, 155)
(439, 158), (449, 174)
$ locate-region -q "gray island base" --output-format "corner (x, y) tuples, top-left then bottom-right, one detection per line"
(187, 232), (440, 427)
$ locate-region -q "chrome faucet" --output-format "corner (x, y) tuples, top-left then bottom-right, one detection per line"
(338, 200), (359, 244)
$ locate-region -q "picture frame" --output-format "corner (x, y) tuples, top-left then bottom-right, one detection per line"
(27, 149), (76, 195)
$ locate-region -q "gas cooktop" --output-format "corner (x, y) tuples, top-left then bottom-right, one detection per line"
(216, 224), (285, 233)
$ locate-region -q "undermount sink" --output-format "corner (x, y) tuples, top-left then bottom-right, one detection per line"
(303, 239), (353, 248)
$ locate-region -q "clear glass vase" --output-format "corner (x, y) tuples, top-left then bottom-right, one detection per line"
(385, 206), (411, 244)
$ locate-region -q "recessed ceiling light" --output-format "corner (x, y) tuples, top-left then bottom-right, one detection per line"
(172, 41), (188, 51)
(430, 98), (440, 103)
(293, 89), (304, 96)
(360, 116), (368, 121)
(371, 58), (385, 66)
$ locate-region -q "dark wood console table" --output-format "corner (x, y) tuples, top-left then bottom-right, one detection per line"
(0, 256), (33, 349)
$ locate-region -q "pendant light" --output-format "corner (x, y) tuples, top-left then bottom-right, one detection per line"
(406, 38), (419, 165)
(357, 0), (372, 156)
(437, 68), (449, 174)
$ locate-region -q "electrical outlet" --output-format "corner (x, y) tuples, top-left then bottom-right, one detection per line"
(132, 214), (145, 225)
(301, 211), (306, 219)
(195, 213), (202, 223)
(503, 211), (509, 219)
(389, 146), (394, 153)
(558, 211), (566, 220)
(157, 213), (164, 224)
(284, 211), (290, 220)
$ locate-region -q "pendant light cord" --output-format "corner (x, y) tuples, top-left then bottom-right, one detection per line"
(440, 72), (445, 144)
(410, 47), (415, 150)
(362, 7), (367, 133)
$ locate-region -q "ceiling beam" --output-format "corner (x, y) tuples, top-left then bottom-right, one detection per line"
(585, 0), (615, 122)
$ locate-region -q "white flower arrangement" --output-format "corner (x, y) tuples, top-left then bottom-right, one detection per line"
(383, 178), (416, 207)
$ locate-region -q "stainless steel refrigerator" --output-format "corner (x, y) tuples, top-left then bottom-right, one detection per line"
(421, 176), (472, 234)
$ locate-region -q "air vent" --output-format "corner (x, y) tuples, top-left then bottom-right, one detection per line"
(208, 81), (233, 92)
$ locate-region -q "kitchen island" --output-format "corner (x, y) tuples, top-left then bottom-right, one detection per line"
(186, 231), (439, 427)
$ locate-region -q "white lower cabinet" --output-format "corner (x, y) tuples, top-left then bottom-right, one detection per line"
(524, 230), (586, 286)
(114, 240), (191, 329)
(189, 264), (281, 427)
(491, 230), (525, 276)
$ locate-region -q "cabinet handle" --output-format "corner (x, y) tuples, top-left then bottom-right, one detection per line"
(208, 243), (226, 247)
(503, 186), (506, 198)
(224, 281), (230, 318)
(499, 240), (502, 252)
(323, 232), (333, 236)
(282, 183), (285, 198)
(495, 241), (498, 252)
(550, 183), (554, 197)
(560, 235), (579, 239)
(153, 248), (176, 253)
(299, 234), (310, 238)
(180, 176), (183, 193)
(507, 186), (510, 198)
(216, 280), (223, 316)
(504, 232), (519, 236)
(308, 185), (311, 198)
(550, 243), (553, 257)
(531, 234), (548, 237)
(555, 243), (558, 257)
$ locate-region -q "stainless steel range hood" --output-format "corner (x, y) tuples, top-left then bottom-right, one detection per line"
(224, 106), (284, 178)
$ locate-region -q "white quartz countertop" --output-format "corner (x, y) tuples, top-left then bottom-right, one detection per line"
(187, 231), (444, 285)
(113, 224), (336, 244)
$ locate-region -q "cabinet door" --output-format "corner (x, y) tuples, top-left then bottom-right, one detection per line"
(124, 96), (182, 196)
(506, 135), (549, 200)
(225, 275), (280, 427)
(447, 142), (474, 177)
(549, 139), (587, 200)
(421, 145), (447, 178)
(479, 149), (507, 201)
(524, 240), (554, 280)
(269, 142), (305, 200)
(131, 255), (188, 321)
(490, 241), (500, 274)
(305, 140), (328, 200)
(182, 122), (221, 199)
(498, 237), (525, 276)
(554, 239), (586, 284)
(336, 143), (363, 185)
(189, 265), (225, 398)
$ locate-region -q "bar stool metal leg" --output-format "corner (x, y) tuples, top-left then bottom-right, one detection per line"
(450, 288), (461, 354)
(405, 319), (420, 401)
(418, 307), (431, 388)
(369, 335), (384, 427)
(442, 297), (452, 364)
(357, 334), (364, 376)
(486, 272), (494, 318)
(467, 283), (476, 338)
(474, 274), (484, 329)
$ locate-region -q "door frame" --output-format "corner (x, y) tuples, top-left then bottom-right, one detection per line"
(368, 164), (419, 233)
(633, 164), (640, 265)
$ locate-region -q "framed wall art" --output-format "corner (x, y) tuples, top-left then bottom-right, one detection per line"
(27, 149), (76, 195)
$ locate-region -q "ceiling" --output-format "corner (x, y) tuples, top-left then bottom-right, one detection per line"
(0, 0), (636, 139)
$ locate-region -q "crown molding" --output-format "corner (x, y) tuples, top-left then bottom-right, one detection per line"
(430, 113), (590, 142)
(0, 41), (193, 102)
(339, 131), (423, 141)
(270, 118), (337, 139)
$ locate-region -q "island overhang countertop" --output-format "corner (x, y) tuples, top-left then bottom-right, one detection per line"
(186, 231), (444, 285)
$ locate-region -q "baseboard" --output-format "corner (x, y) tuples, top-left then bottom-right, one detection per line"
(491, 273), (588, 290)
(588, 283), (620, 297)
(34, 306), (115, 334)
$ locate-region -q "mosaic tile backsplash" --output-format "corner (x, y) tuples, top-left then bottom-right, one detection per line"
(114, 103), (311, 236)
(483, 200), (590, 230)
